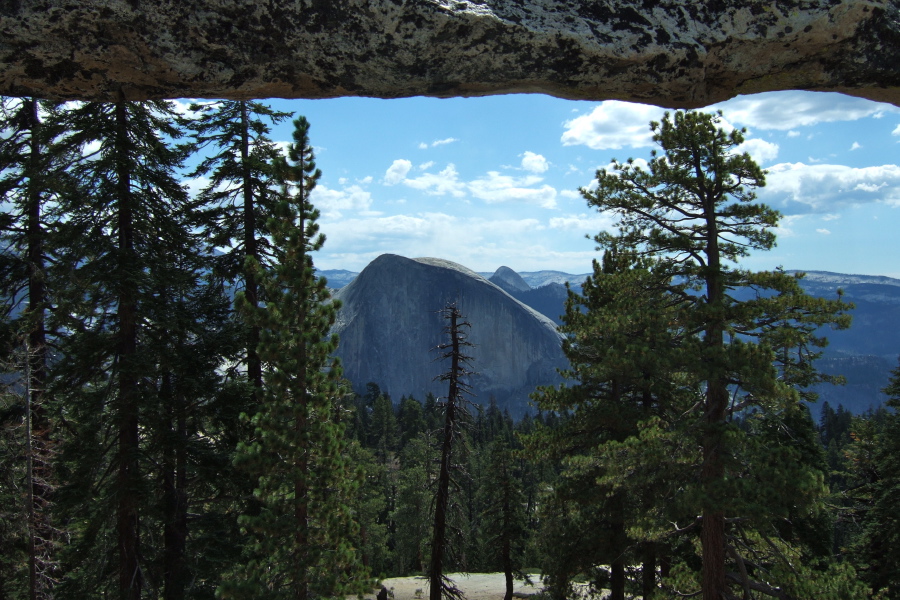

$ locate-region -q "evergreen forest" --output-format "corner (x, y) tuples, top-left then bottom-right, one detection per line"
(0, 98), (898, 600)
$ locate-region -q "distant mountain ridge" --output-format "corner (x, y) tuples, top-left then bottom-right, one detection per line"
(319, 267), (592, 290)
(323, 261), (900, 417)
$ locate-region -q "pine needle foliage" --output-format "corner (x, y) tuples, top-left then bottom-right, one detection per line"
(50, 98), (208, 600)
(542, 110), (852, 600)
(0, 96), (72, 600)
(188, 100), (292, 394)
(220, 116), (371, 600)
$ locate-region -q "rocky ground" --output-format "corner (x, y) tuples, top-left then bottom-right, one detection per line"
(359, 573), (544, 600)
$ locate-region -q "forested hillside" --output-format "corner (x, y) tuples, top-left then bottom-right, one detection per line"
(1, 99), (898, 600)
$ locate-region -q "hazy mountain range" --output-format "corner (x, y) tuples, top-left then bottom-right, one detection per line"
(322, 261), (899, 418)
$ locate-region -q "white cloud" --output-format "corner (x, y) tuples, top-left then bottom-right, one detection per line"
(384, 159), (412, 185)
(468, 172), (557, 208)
(854, 182), (886, 193)
(419, 137), (459, 149)
(432, 137), (458, 147)
(81, 139), (102, 158)
(310, 184), (376, 219)
(773, 214), (804, 238)
(787, 130), (801, 138)
(816, 228), (832, 235)
(712, 91), (899, 131)
(316, 212), (561, 271)
(561, 101), (666, 150)
(822, 213), (840, 221)
(893, 124), (900, 137)
(403, 164), (466, 197)
(183, 176), (211, 198)
(560, 189), (582, 200)
(850, 142), (862, 151)
(736, 138), (779, 165)
(521, 151), (549, 173)
(168, 99), (213, 119)
(548, 212), (617, 233)
(761, 162), (900, 213)
(419, 161), (435, 170)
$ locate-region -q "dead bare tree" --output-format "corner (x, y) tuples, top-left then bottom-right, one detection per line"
(428, 302), (475, 600)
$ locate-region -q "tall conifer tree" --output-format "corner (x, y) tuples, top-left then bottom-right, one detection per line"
(189, 100), (291, 398)
(0, 96), (71, 600)
(50, 98), (208, 599)
(575, 110), (850, 599)
(531, 248), (692, 599)
(220, 116), (370, 600)
(855, 361), (900, 597)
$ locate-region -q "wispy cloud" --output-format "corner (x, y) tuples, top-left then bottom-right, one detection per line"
(712, 91), (899, 131)
(468, 172), (557, 208)
(419, 137), (459, 149)
(311, 183), (378, 219)
(761, 162), (900, 213)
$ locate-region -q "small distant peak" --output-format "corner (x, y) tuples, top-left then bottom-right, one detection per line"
(489, 266), (531, 294)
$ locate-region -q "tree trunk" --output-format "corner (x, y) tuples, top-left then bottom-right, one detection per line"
(610, 552), (625, 600)
(429, 395), (454, 600)
(162, 370), (188, 600)
(430, 306), (468, 600)
(240, 101), (262, 398)
(642, 542), (657, 599)
(502, 479), (513, 600)
(701, 197), (727, 600)
(115, 98), (142, 600)
(24, 97), (55, 600)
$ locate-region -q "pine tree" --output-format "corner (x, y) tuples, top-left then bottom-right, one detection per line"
(189, 100), (292, 397)
(576, 110), (850, 600)
(528, 246), (694, 599)
(368, 391), (399, 461)
(49, 98), (211, 599)
(392, 434), (438, 576)
(397, 395), (427, 449)
(0, 97), (72, 599)
(854, 360), (900, 597)
(477, 438), (527, 600)
(219, 116), (371, 600)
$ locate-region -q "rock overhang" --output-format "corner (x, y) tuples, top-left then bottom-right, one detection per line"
(1, 0), (898, 107)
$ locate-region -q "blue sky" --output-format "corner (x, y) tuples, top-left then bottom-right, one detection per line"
(181, 91), (900, 277)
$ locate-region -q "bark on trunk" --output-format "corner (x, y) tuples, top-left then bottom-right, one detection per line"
(24, 97), (55, 600)
(240, 101), (262, 398)
(642, 542), (657, 599)
(115, 98), (142, 600)
(162, 371), (188, 600)
(700, 190), (727, 600)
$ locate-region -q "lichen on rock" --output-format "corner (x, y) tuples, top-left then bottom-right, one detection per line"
(1, 0), (898, 105)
